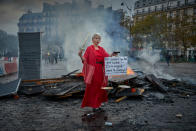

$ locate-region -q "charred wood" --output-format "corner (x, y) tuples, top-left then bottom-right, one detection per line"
(145, 74), (168, 93)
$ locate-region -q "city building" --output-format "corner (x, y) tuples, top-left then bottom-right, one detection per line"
(134, 0), (196, 23)
(132, 0), (196, 60)
(18, 0), (124, 43)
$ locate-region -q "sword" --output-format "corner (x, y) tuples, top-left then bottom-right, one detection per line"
(80, 33), (90, 51)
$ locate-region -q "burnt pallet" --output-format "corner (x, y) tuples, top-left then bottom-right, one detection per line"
(19, 85), (45, 96)
(43, 81), (85, 97)
(146, 74), (168, 93)
(115, 88), (144, 97)
(108, 74), (137, 84)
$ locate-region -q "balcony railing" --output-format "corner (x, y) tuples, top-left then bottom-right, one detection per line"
(134, 2), (196, 16)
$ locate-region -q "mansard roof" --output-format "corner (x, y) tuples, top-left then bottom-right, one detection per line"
(19, 13), (43, 21)
(134, 0), (175, 9)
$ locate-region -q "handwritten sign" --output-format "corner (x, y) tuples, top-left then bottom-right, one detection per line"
(104, 56), (128, 76)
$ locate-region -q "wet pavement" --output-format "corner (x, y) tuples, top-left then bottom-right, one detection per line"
(0, 94), (196, 130)
(0, 62), (196, 130)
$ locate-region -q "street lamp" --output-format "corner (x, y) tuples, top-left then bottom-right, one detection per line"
(121, 0), (132, 11)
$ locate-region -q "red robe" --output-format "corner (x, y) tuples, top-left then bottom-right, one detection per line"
(81, 45), (109, 108)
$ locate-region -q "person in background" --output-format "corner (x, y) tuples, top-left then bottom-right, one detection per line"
(54, 52), (58, 64)
(165, 52), (171, 66)
(194, 52), (196, 62)
(7, 51), (11, 62)
(47, 52), (50, 64)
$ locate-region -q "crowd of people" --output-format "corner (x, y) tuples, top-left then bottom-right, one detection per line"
(163, 52), (196, 65)
(43, 52), (59, 64)
(0, 51), (14, 62)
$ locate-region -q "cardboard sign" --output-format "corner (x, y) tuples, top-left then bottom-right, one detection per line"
(104, 56), (128, 76)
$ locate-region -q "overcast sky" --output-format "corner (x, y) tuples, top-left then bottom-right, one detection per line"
(0, 0), (136, 35)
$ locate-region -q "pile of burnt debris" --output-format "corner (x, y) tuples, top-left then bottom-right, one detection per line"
(16, 69), (196, 103)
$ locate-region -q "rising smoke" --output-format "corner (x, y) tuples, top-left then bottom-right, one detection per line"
(55, 0), (130, 73)
(44, 0), (195, 85)
(46, 0), (176, 81)
(129, 44), (182, 82)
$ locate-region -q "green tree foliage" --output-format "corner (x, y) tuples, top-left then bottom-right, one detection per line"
(120, 13), (131, 32)
(173, 15), (196, 51)
(131, 13), (170, 48)
(130, 12), (196, 51)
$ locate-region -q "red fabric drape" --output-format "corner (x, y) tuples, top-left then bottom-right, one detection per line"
(81, 45), (109, 108)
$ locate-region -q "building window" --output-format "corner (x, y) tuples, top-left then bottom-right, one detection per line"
(149, 0), (152, 4)
(148, 7), (151, 12)
(184, 9), (187, 16)
(169, 12), (172, 18)
(177, 1), (181, 6)
(142, 9), (145, 12)
(155, 6), (157, 11)
(176, 10), (180, 17)
(162, 4), (164, 10)
(194, 18), (196, 24)
(194, 8), (196, 15)
(168, 24), (172, 31)
(176, 23), (179, 28)
(167, 2), (171, 9)
(136, 17), (138, 22)
(185, 0), (188, 5)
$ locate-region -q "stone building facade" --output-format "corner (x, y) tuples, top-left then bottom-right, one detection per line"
(18, 0), (124, 43)
(132, 0), (196, 59)
(134, 0), (196, 21)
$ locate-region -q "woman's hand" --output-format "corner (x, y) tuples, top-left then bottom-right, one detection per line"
(78, 49), (83, 57)
(111, 52), (118, 57)
(78, 49), (85, 62)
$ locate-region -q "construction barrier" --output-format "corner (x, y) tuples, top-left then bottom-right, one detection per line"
(4, 57), (9, 61)
(0, 64), (5, 76)
(0, 57), (18, 76)
(4, 63), (17, 74)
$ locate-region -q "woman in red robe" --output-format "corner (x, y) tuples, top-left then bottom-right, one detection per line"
(78, 33), (116, 111)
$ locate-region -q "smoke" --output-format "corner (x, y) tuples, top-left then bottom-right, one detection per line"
(129, 44), (196, 85)
(181, 77), (196, 85)
(52, 0), (130, 73)
(0, 0), (136, 35)
(130, 45), (176, 80)
(61, 21), (113, 72)
(0, 0), (72, 35)
(131, 47), (196, 85)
